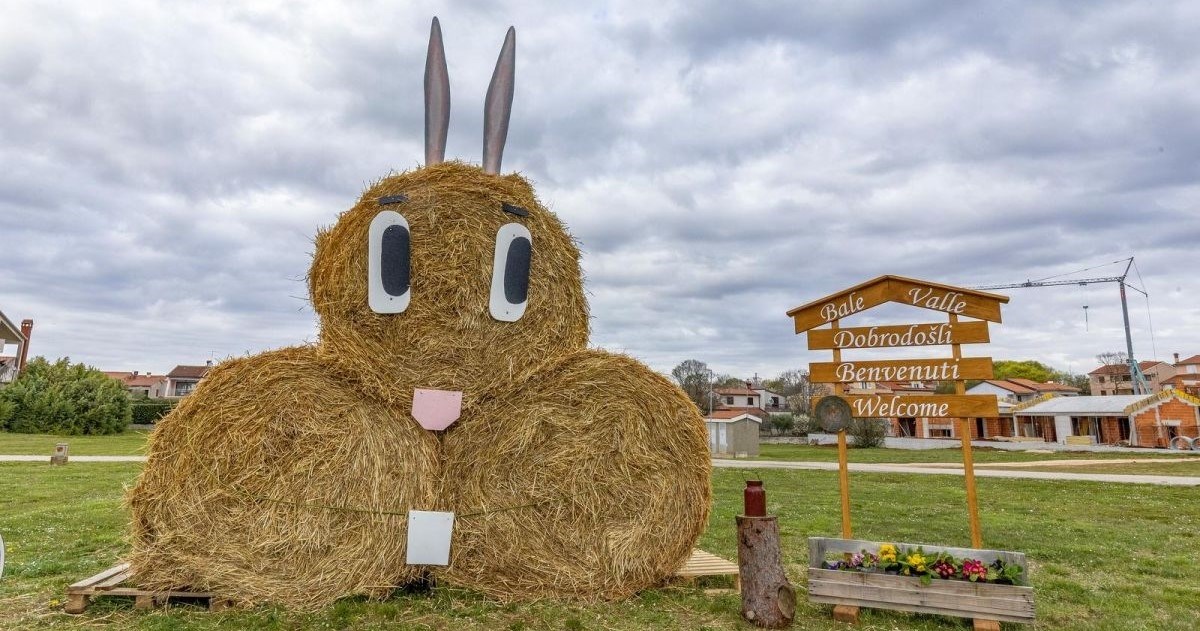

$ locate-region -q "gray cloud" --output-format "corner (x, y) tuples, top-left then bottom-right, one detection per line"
(1, 0), (1197, 385)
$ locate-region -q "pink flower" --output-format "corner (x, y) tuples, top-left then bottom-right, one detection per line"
(962, 559), (988, 581)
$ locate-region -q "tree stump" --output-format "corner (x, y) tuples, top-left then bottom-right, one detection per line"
(736, 515), (796, 628)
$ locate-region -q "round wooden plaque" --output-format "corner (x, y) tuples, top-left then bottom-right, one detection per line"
(815, 395), (852, 432)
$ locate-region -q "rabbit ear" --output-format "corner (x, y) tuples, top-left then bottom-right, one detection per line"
(482, 27), (515, 174)
(425, 17), (450, 166)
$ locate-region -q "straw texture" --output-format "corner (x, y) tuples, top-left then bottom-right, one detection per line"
(127, 162), (710, 608)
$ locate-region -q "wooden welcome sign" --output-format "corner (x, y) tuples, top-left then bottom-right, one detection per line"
(788, 276), (1026, 629)
(788, 275), (1008, 423)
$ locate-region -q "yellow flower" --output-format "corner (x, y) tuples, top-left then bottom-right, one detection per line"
(905, 552), (926, 566)
(879, 543), (897, 562)
(916, 564), (927, 572)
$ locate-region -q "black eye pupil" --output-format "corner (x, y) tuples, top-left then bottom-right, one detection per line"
(504, 236), (531, 304)
(380, 224), (410, 296)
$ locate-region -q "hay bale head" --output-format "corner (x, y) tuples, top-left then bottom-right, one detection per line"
(127, 347), (441, 608)
(309, 161), (589, 404)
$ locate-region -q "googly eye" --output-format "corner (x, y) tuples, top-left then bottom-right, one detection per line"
(368, 210), (411, 313)
(489, 223), (531, 322)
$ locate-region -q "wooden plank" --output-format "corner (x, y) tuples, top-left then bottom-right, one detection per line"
(788, 276), (1009, 332)
(888, 278), (1005, 323)
(808, 569), (1034, 622)
(790, 279), (892, 333)
(94, 570), (135, 591)
(674, 549), (738, 579)
(810, 357), (994, 384)
(103, 587), (214, 598)
(68, 563), (131, 591)
(829, 395), (998, 419)
(808, 321), (991, 350)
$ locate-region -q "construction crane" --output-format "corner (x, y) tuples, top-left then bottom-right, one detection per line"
(973, 257), (1150, 394)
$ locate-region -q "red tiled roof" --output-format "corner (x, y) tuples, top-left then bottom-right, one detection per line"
(1176, 354), (1200, 366)
(877, 381), (935, 393)
(706, 408), (764, 421)
(714, 387), (758, 397)
(1089, 361), (1163, 376)
(168, 365), (211, 379)
(1007, 378), (1080, 393)
(1164, 373), (1200, 385)
(127, 375), (167, 387)
(984, 379), (1036, 394)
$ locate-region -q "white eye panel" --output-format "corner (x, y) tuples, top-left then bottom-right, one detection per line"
(368, 210), (411, 314)
(489, 222), (532, 322)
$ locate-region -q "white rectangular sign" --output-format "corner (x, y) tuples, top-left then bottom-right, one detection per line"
(405, 510), (455, 566)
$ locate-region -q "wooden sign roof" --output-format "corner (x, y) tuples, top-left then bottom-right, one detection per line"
(787, 275), (1010, 333)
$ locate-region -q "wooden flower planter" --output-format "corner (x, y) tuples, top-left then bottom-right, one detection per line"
(807, 537), (1034, 624)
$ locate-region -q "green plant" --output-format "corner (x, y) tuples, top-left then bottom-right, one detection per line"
(825, 543), (1025, 587)
(847, 417), (887, 448)
(769, 413), (794, 435)
(0, 357), (130, 435)
(130, 397), (176, 425)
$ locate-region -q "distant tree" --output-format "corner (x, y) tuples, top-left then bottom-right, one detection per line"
(1096, 351), (1128, 366)
(671, 359), (713, 412)
(713, 375), (746, 389)
(992, 360), (1057, 383)
(1050, 371), (1091, 395)
(765, 369), (828, 415)
(0, 357), (130, 435)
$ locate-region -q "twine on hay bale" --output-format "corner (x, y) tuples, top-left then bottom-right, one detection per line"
(127, 162), (711, 609)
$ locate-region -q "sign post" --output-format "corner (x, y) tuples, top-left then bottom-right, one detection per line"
(789, 275), (1014, 628)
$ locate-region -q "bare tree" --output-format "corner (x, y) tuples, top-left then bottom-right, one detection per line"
(766, 369), (828, 416)
(671, 359), (712, 412)
(1096, 351), (1128, 366)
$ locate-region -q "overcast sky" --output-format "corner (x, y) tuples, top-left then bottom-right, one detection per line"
(2, 1), (1197, 382)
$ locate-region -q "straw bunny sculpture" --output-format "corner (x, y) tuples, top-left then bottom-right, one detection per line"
(128, 18), (711, 608)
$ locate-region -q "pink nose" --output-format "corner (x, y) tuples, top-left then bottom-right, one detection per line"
(412, 388), (463, 431)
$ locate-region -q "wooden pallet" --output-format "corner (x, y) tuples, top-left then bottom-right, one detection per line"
(65, 563), (228, 614)
(674, 549), (740, 591)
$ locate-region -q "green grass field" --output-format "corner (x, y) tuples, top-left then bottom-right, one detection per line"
(0, 431), (150, 456)
(2, 461), (1198, 630)
(755, 442), (1200, 464)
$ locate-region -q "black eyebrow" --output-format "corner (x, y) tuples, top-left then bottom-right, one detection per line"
(379, 194), (409, 205)
(502, 202), (529, 217)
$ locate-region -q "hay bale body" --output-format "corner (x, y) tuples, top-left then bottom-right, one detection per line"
(440, 350), (711, 600)
(128, 347), (442, 608)
(129, 162), (711, 607)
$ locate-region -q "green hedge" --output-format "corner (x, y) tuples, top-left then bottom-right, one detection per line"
(0, 357), (131, 435)
(130, 398), (177, 424)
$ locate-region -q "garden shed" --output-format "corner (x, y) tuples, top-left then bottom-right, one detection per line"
(704, 409), (761, 457)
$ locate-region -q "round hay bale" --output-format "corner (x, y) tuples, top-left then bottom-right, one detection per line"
(309, 161), (589, 405)
(439, 350), (711, 600)
(127, 346), (442, 609)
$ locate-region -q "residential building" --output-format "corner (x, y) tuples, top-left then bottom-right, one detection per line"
(714, 385), (760, 409)
(704, 408), (761, 457)
(1162, 353), (1200, 396)
(1089, 360), (1174, 395)
(1013, 391), (1200, 447)
(103, 371), (170, 398)
(0, 312), (31, 384)
(166, 361), (213, 398)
